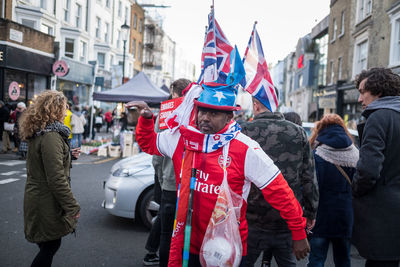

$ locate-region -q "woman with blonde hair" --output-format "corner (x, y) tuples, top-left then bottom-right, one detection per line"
(20, 90), (80, 267)
(308, 114), (359, 267)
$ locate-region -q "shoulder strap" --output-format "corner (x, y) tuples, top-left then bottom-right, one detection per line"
(334, 164), (352, 185)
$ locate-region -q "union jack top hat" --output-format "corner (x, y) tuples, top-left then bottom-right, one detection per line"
(193, 10), (245, 111)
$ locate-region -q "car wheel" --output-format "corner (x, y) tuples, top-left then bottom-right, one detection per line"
(139, 189), (159, 229)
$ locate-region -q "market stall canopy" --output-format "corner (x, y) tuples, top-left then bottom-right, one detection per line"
(161, 84), (169, 93)
(93, 72), (169, 103)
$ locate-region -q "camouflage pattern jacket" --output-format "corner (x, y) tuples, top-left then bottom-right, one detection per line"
(241, 111), (318, 231)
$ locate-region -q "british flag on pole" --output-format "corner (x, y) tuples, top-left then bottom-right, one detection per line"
(198, 9), (234, 86)
(241, 23), (278, 112)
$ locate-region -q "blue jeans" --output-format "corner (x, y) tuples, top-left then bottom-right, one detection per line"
(71, 134), (82, 148)
(308, 237), (351, 267)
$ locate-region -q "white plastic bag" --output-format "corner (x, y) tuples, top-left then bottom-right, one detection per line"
(200, 143), (243, 267)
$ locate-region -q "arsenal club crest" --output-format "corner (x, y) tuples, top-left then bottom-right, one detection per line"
(218, 155), (231, 169)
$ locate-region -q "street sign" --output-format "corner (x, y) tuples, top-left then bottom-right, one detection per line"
(52, 60), (69, 77)
(8, 81), (20, 101)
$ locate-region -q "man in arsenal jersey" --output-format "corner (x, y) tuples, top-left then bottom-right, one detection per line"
(127, 81), (310, 266)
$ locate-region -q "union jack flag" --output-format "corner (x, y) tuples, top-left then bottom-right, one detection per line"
(198, 10), (234, 86)
(241, 24), (278, 112)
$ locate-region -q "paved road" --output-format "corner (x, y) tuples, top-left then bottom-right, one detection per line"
(0, 152), (366, 266)
(0, 154), (151, 267)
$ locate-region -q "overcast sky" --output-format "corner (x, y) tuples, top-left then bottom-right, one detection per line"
(159, 0), (330, 77)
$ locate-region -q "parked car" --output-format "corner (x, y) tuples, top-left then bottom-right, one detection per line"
(302, 122), (359, 146)
(102, 152), (158, 229)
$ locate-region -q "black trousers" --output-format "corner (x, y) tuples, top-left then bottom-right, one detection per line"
(188, 254), (246, 267)
(159, 190), (177, 267)
(365, 260), (399, 267)
(31, 238), (61, 267)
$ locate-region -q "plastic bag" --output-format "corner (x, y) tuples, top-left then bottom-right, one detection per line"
(200, 143), (243, 267)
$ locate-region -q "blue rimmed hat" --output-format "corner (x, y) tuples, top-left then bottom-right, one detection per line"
(195, 46), (245, 111)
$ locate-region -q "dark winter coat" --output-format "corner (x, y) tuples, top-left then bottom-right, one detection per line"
(242, 111), (319, 231)
(311, 125), (358, 238)
(352, 96), (400, 260)
(24, 124), (80, 243)
(0, 105), (10, 132)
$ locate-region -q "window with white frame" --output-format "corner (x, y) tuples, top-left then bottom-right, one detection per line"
(329, 60), (335, 84)
(22, 19), (35, 29)
(41, 24), (53, 35)
(133, 14), (137, 30)
(75, 3), (82, 28)
(117, 30), (121, 49)
(98, 52), (105, 69)
(357, 0), (372, 22)
(80, 41), (86, 62)
(110, 55), (114, 65)
(96, 17), (101, 38)
(139, 19), (143, 33)
(118, 1), (122, 17)
(105, 22), (109, 43)
(65, 38), (74, 58)
(105, 0), (110, 8)
(125, 7), (129, 23)
(132, 39), (136, 58)
(331, 18), (337, 42)
(354, 39), (368, 76)
(340, 11), (345, 36)
(298, 74), (303, 88)
(138, 42), (142, 60)
(389, 12), (400, 66)
(64, 0), (70, 22)
(40, 0), (46, 9)
(338, 57), (343, 80)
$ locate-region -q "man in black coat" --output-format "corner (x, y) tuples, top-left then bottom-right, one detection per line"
(0, 100), (10, 142)
(353, 67), (400, 267)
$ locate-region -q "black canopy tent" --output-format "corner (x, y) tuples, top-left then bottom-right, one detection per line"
(92, 72), (169, 104)
(161, 84), (169, 93)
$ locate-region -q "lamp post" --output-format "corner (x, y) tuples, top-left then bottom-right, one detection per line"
(121, 22), (130, 84)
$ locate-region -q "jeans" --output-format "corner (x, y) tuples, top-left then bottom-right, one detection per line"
(31, 238), (61, 267)
(159, 190), (177, 267)
(245, 227), (296, 267)
(71, 134), (82, 148)
(308, 237), (351, 267)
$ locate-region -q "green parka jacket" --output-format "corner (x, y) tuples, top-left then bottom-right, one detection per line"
(24, 131), (80, 243)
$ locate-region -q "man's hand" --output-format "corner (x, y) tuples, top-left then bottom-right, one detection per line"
(125, 101), (153, 119)
(293, 238), (310, 260)
(71, 147), (81, 160)
(306, 218), (316, 234)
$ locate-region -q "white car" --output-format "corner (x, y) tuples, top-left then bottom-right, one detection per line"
(102, 152), (159, 229)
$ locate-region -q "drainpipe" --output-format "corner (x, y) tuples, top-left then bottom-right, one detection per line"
(1, 0), (6, 19)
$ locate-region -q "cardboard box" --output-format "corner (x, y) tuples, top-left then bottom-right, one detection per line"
(108, 146), (121, 158)
(97, 147), (108, 157)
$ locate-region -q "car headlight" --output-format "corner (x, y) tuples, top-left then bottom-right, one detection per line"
(112, 165), (152, 177)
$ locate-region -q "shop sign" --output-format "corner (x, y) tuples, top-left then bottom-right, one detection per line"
(52, 60), (69, 77)
(9, 29), (23, 43)
(8, 81), (20, 101)
(318, 97), (336, 109)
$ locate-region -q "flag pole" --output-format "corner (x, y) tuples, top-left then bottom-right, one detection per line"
(182, 153), (197, 267)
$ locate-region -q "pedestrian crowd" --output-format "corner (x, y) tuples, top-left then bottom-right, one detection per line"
(14, 67), (400, 267)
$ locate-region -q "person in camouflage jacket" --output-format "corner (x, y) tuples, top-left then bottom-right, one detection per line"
(241, 98), (319, 267)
